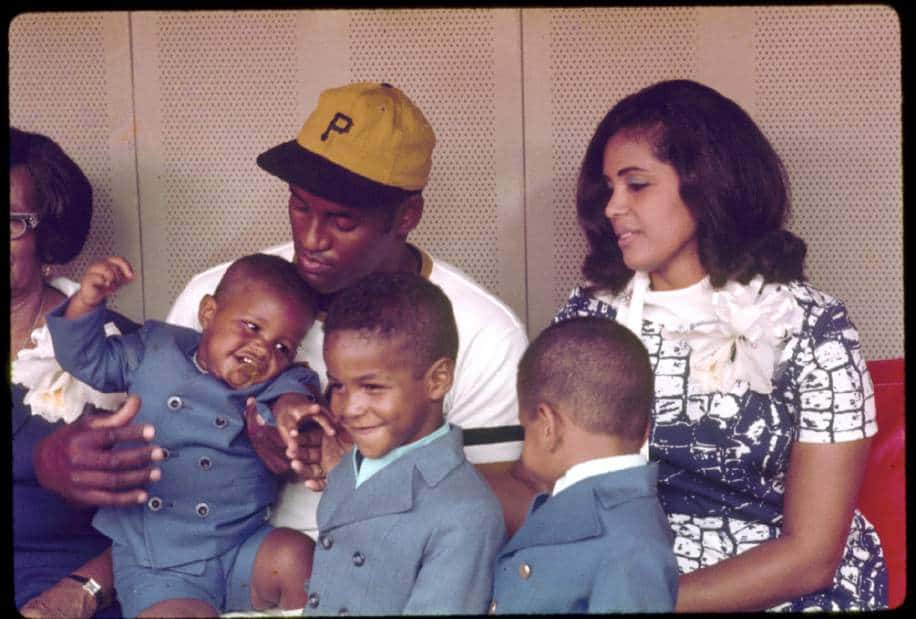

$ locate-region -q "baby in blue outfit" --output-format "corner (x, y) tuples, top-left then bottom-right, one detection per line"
(491, 316), (679, 613)
(47, 253), (330, 617)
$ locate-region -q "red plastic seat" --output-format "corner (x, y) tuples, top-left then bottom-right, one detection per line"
(857, 359), (906, 609)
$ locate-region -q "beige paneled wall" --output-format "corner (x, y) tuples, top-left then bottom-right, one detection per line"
(8, 8), (902, 360)
(9, 12), (143, 318)
(346, 9), (527, 318)
(522, 6), (902, 361)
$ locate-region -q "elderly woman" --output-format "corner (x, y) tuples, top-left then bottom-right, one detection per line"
(11, 127), (139, 618)
(547, 80), (887, 611)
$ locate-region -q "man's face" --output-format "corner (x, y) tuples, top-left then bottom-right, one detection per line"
(287, 185), (404, 295)
(197, 281), (312, 389)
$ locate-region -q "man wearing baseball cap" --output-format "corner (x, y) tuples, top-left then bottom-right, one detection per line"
(160, 82), (528, 538)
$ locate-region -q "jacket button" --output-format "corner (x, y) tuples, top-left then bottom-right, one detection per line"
(196, 503), (210, 518)
(352, 551), (365, 567)
(147, 496), (163, 511)
(166, 396), (182, 410)
(198, 456), (212, 470)
(319, 534), (333, 550)
(518, 562), (531, 579)
(214, 416), (228, 428)
(489, 600), (497, 614)
(308, 592), (320, 608)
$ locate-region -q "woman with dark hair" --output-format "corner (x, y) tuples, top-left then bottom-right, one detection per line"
(11, 126), (138, 618)
(552, 80), (887, 611)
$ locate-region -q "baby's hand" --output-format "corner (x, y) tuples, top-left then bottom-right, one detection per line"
(66, 256), (134, 319)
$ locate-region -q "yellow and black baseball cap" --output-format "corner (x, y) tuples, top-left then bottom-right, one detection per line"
(257, 82), (436, 209)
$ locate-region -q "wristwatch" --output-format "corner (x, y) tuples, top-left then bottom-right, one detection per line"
(66, 574), (108, 609)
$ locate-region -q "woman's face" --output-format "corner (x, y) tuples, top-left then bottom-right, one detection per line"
(10, 165), (42, 296)
(602, 131), (705, 291)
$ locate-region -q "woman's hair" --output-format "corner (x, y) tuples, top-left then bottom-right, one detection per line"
(9, 127), (93, 264)
(577, 79), (806, 293)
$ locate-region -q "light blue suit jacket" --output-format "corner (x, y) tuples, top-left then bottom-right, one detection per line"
(47, 301), (319, 569)
(305, 424), (506, 615)
(492, 463), (678, 613)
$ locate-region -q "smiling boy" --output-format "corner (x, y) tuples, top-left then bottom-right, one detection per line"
(302, 271), (506, 615)
(46, 253), (328, 617)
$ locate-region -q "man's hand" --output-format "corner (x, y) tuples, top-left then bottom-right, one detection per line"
(19, 576), (97, 619)
(310, 427), (353, 491)
(273, 392), (336, 450)
(34, 395), (163, 507)
(245, 395), (352, 491)
(245, 397), (323, 482)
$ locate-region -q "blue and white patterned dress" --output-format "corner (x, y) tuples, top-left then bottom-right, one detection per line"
(554, 277), (887, 611)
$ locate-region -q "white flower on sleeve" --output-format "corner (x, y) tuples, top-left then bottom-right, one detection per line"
(11, 322), (128, 424)
(665, 276), (804, 394)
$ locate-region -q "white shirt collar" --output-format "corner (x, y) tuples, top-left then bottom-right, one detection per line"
(552, 453), (647, 496)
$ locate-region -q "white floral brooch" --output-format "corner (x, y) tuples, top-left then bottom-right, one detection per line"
(11, 322), (128, 424)
(664, 276), (804, 394)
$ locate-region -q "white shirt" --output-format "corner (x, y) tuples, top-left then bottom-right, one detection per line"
(165, 241), (528, 536)
(552, 453), (648, 496)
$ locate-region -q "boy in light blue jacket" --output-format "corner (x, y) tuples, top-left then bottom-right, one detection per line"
(301, 272), (506, 615)
(491, 317), (678, 613)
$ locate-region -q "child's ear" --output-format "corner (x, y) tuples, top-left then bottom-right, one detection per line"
(425, 357), (454, 401)
(198, 294), (218, 330)
(393, 194), (423, 237)
(536, 402), (564, 453)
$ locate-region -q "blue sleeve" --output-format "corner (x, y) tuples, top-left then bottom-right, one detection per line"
(45, 300), (147, 393)
(589, 548), (678, 613)
(404, 495), (507, 614)
(252, 364), (321, 425)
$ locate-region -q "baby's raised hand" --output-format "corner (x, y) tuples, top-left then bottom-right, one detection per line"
(66, 256), (134, 319)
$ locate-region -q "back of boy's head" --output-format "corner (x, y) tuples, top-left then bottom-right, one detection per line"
(517, 317), (653, 442)
(324, 272), (458, 376)
(214, 253), (317, 316)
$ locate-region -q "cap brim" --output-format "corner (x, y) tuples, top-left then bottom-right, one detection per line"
(256, 140), (414, 209)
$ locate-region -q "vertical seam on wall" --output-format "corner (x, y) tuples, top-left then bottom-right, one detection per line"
(517, 8), (531, 335)
(126, 11), (147, 321)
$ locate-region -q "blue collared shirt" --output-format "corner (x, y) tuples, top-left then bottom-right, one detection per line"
(353, 421), (450, 487)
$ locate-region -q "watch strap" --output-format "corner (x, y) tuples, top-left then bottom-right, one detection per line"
(66, 574), (107, 608)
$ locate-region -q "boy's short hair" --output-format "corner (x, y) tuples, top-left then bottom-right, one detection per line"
(324, 272), (458, 375)
(214, 253), (317, 314)
(517, 317), (653, 442)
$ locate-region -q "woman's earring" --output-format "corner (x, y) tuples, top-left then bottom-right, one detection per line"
(42, 264), (52, 280)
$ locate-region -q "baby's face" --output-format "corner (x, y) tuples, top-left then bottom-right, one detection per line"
(197, 282), (313, 389)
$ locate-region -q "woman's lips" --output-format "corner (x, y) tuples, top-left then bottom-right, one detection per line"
(616, 230), (638, 249)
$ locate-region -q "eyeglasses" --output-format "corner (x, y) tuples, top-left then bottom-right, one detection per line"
(10, 212), (40, 240)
